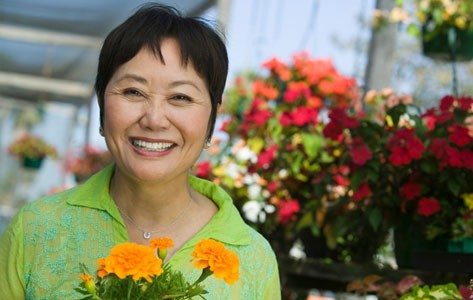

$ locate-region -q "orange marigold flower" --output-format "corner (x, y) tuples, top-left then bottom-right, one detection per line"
(96, 242), (163, 282)
(191, 239), (240, 284)
(150, 237), (174, 250)
(96, 258), (108, 277)
(150, 237), (174, 260)
(79, 273), (96, 294)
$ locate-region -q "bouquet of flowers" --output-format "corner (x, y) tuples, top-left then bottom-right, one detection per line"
(76, 238), (239, 300)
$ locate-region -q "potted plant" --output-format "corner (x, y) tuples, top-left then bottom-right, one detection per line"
(64, 145), (112, 183)
(8, 133), (57, 169)
(324, 90), (473, 268)
(373, 0), (473, 61)
(194, 52), (388, 263)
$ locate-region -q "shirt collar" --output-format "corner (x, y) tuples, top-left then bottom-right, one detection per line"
(66, 164), (251, 246)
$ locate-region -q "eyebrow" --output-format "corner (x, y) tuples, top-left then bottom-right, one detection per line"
(169, 80), (202, 92)
(113, 74), (148, 85)
(113, 74), (202, 92)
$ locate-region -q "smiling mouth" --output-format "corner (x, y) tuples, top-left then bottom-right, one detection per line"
(132, 139), (175, 152)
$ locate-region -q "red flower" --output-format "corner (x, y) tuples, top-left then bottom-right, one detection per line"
(449, 124), (471, 147)
(257, 145), (278, 169)
(446, 147), (463, 167)
(417, 197), (441, 217)
(350, 144), (372, 166)
(458, 96), (473, 111)
(291, 107), (318, 126)
(323, 108), (360, 140)
(195, 161), (211, 178)
(439, 95), (454, 111)
(352, 182), (372, 202)
(277, 199), (300, 224)
(461, 150), (473, 168)
(279, 112), (292, 127)
(400, 182), (421, 201)
(387, 129), (425, 166)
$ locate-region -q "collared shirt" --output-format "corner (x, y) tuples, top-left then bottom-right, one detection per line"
(0, 165), (281, 299)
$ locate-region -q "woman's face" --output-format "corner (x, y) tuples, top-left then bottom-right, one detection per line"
(103, 38), (211, 184)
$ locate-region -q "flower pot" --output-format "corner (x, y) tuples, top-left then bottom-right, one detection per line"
(394, 222), (448, 269)
(422, 26), (473, 61)
(448, 238), (473, 254)
(22, 156), (44, 169)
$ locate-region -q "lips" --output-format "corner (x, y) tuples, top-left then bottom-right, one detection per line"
(131, 139), (176, 152)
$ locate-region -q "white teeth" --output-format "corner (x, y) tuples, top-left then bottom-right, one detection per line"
(133, 140), (174, 152)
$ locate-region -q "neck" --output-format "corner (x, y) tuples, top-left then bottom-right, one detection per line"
(109, 170), (195, 232)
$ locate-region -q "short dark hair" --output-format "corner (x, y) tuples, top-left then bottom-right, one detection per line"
(95, 3), (228, 140)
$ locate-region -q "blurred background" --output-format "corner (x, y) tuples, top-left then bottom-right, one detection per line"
(1, 0), (473, 298)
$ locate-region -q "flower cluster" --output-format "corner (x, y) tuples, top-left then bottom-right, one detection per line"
(195, 51), (473, 263)
(373, 0), (473, 36)
(77, 238), (239, 300)
(323, 91), (473, 245)
(65, 145), (112, 183)
(196, 52), (361, 260)
(8, 133), (57, 159)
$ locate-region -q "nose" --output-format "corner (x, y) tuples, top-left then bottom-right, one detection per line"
(138, 99), (171, 131)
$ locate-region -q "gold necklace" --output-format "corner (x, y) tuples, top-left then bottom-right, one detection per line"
(116, 197), (193, 240)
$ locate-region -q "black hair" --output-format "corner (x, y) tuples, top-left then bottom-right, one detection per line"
(95, 3), (228, 140)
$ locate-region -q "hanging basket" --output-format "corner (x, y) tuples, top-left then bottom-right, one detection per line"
(422, 26), (473, 61)
(22, 156), (45, 169)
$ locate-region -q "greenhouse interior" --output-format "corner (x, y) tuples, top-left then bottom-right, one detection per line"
(1, 0), (473, 299)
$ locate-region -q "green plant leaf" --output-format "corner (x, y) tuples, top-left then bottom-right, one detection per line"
(448, 180), (461, 196)
(301, 133), (322, 159)
(368, 208), (382, 230)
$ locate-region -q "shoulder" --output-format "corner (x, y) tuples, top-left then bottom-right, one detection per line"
(21, 186), (79, 219)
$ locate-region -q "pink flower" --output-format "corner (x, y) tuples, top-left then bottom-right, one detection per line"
(256, 145), (278, 169)
(277, 199), (300, 224)
(352, 182), (372, 202)
(195, 161), (211, 178)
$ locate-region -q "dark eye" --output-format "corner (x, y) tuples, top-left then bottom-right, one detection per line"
(123, 89), (144, 97)
(171, 94), (192, 102)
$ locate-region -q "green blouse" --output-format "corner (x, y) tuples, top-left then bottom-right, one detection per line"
(0, 165), (281, 299)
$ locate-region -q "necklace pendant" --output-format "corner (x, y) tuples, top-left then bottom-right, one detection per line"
(143, 232), (152, 239)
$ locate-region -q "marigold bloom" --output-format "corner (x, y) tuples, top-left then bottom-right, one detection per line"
(79, 273), (96, 294)
(150, 237), (174, 260)
(191, 239), (240, 284)
(97, 242), (163, 282)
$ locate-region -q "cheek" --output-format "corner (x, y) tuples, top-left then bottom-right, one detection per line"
(103, 98), (138, 129)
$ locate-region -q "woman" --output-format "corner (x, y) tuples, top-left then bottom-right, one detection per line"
(0, 4), (281, 299)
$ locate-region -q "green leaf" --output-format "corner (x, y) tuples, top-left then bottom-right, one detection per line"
(350, 170), (366, 189)
(368, 208), (382, 231)
(296, 211), (313, 231)
(420, 161), (437, 174)
(448, 180), (461, 196)
(406, 24), (420, 37)
(301, 133), (322, 159)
